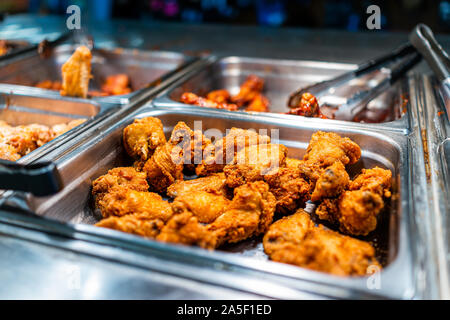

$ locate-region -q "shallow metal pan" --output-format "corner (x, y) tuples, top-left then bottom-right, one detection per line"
(0, 44), (196, 104)
(153, 56), (411, 130)
(0, 105), (422, 299)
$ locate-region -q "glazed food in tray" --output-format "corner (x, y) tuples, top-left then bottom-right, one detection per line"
(91, 116), (392, 276)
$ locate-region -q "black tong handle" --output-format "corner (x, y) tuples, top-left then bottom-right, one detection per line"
(0, 160), (63, 196)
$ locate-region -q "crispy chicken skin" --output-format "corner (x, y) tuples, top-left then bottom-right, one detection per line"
(92, 167), (149, 206)
(264, 167), (311, 214)
(181, 92), (238, 111)
(224, 144), (288, 188)
(97, 189), (173, 221)
(231, 75), (264, 107)
(172, 191), (230, 223)
(60, 45), (92, 98)
(315, 166), (392, 236)
(166, 173), (227, 198)
(96, 215), (164, 239)
(123, 117), (167, 161)
(196, 128), (271, 176)
(311, 161), (350, 202)
(157, 211), (217, 249)
(263, 209), (381, 276)
(207, 181), (276, 246)
(0, 144), (21, 161)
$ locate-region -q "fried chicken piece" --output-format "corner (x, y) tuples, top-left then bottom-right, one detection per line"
(96, 215), (164, 239)
(287, 92), (327, 119)
(263, 209), (381, 276)
(231, 75), (264, 107)
(0, 40), (8, 56)
(181, 92), (238, 111)
(207, 89), (231, 104)
(123, 117), (167, 161)
(349, 167), (392, 198)
(299, 131), (361, 185)
(167, 173), (227, 198)
(143, 122), (211, 193)
(196, 128), (271, 176)
(285, 157), (302, 169)
(92, 167), (149, 206)
(51, 119), (86, 137)
(208, 181), (276, 246)
(156, 211), (217, 249)
(224, 144), (287, 188)
(314, 167), (392, 236)
(246, 94), (270, 112)
(0, 143), (21, 161)
(98, 189), (173, 221)
(101, 74), (132, 96)
(311, 161), (350, 202)
(172, 191), (230, 223)
(60, 46), (92, 98)
(264, 167), (311, 214)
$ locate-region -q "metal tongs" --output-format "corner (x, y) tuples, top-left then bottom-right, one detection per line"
(288, 42), (421, 121)
(0, 160), (63, 197)
(409, 23), (450, 122)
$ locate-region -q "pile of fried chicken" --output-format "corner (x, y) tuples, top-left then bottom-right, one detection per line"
(180, 75), (270, 113)
(35, 46), (132, 98)
(0, 119), (85, 161)
(92, 116), (392, 277)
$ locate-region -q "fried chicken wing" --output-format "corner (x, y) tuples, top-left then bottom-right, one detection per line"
(156, 211), (217, 249)
(167, 173), (228, 198)
(208, 181), (276, 246)
(246, 94), (270, 112)
(224, 144), (287, 188)
(60, 46), (92, 98)
(314, 166), (392, 236)
(96, 215), (164, 238)
(98, 189), (173, 221)
(287, 92), (327, 118)
(231, 75), (264, 107)
(92, 167), (149, 206)
(196, 128), (271, 176)
(206, 89), (231, 104)
(181, 92), (238, 111)
(101, 74), (132, 95)
(172, 191), (230, 223)
(123, 117), (167, 161)
(311, 161), (350, 202)
(263, 209), (380, 276)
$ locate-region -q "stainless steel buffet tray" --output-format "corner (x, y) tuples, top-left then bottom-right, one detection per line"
(153, 56), (410, 127)
(0, 44), (196, 104)
(0, 105), (421, 299)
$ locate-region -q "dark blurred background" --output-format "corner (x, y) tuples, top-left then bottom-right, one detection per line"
(0, 0), (448, 33)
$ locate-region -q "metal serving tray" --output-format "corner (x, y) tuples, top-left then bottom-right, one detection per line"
(0, 44), (195, 104)
(153, 56), (411, 128)
(0, 105), (422, 299)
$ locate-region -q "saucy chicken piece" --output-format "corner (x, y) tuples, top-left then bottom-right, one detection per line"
(181, 92), (238, 111)
(315, 167), (392, 236)
(245, 94), (270, 112)
(100, 74), (132, 96)
(60, 46), (92, 98)
(231, 75), (264, 107)
(263, 209), (381, 276)
(123, 117), (167, 161)
(287, 92), (327, 118)
(97, 188), (174, 221)
(166, 173), (228, 198)
(96, 215), (165, 239)
(206, 89), (231, 104)
(196, 127), (271, 176)
(224, 144), (287, 188)
(35, 80), (63, 91)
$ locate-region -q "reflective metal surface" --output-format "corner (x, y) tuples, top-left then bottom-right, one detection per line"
(154, 56), (410, 125)
(0, 44), (195, 104)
